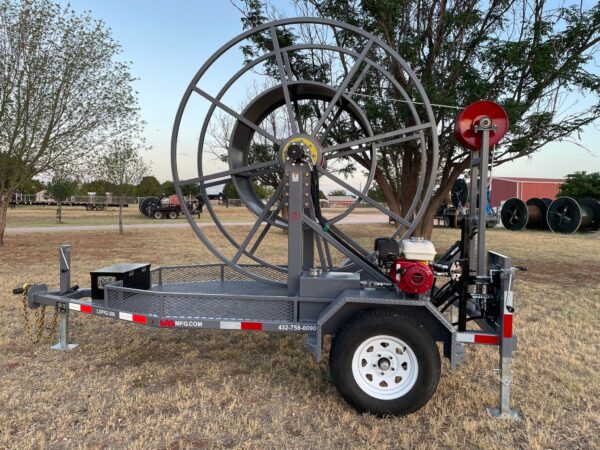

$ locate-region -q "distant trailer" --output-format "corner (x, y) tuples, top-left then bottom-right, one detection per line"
(10, 200), (127, 208)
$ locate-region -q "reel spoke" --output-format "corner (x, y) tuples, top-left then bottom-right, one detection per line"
(317, 167), (411, 228)
(322, 122), (432, 154)
(179, 160), (280, 186)
(311, 40), (374, 139)
(270, 27), (299, 135)
(193, 87), (281, 145)
(231, 182), (284, 264)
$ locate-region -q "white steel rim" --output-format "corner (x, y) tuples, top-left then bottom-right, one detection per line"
(351, 335), (418, 400)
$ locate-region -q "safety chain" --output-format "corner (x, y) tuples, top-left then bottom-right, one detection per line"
(20, 285), (58, 344)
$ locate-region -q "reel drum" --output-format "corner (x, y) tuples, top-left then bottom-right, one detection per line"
(171, 18), (440, 285)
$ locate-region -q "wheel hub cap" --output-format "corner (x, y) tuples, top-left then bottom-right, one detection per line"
(352, 335), (419, 400)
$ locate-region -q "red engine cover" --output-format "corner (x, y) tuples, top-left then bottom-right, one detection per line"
(389, 259), (434, 295)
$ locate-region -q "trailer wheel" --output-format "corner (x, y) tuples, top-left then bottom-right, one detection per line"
(168, 210), (178, 219)
(153, 211), (164, 219)
(329, 309), (440, 416)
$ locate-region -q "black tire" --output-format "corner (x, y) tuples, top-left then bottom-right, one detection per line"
(153, 210), (164, 219)
(329, 309), (440, 416)
(168, 210), (178, 219)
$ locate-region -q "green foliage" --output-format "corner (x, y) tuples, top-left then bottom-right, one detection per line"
(97, 137), (149, 199)
(559, 172), (600, 199)
(45, 177), (78, 202)
(329, 189), (347, 196)
(223, 180), (239, 199)
(19, 179), (45, 194)
(136, 176), (161, 197)
(0, 0), (140, 195)
(367, 184), (385, 202)
(318, 190), (327, 200)
(80, 180), (115, 195)
(161, 181), (175, 196)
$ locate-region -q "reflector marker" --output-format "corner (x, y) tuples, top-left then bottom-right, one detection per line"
(68, 303), (92, 314)
(119, 312), (147, 324)
(220, 321), (263, 331)
(456, 332), (500, 345)
(503, 314), (513, 338)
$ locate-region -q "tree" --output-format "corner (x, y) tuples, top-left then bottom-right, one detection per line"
(161, 181), (175, 196)
(223, 180), (240, 199)
(367, 184), (386, 203)
(329, 189), (348, 196)
(136, 176), (161, 197)
(0, 0), (139, 244)
(45, 176), (78, 224)
(559, 171), (600, 199)
(19, 178), (44, 194)
(97, 136), (149, 233)
(238, 0), (600, 238)
(79, 179), (115, 196)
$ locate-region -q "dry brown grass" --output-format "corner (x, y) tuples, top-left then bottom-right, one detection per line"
(0, 225), (599, 449)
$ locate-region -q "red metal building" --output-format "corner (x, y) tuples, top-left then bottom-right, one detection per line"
(490, 177), (564, 207)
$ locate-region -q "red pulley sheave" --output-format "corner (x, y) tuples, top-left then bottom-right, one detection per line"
(453, 100), (509, 150)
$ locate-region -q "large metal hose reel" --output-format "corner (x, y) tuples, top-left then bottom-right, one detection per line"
(171, 18), (440, 286)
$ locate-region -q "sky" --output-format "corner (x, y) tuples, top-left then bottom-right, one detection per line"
(65, 0), (600, 191)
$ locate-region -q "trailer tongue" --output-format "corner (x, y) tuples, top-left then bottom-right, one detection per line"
(21, 17), (520, 419)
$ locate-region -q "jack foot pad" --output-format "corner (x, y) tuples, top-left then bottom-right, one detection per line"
(486, 407), (522, 420)
(51, 343), (79, 350)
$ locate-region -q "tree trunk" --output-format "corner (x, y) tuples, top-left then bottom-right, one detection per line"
(119, 195), (124, 234)
(375, 169), (401, 216)
(56, 202), (62, 224)
(0, 190), (14, 245)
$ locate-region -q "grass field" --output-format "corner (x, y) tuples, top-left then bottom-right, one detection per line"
(0, 221), (599, 449)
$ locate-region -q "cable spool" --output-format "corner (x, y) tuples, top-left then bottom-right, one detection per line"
(451, 178), (468, 208)
(542, 198), (553, 206)
(524, 198), (549, 229)
(139, 197), (157, 217)
(500, 198), (528, 230)
(546, 196), (600, 234)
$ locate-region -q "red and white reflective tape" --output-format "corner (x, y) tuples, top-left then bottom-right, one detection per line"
(158, 319), (263, 330)
(220, 321), (262, 331)
(456, 332), (499, 345)
(119, 312), (147, 324)
(503, 314), (513, 338)
(69, 303), (92, 314)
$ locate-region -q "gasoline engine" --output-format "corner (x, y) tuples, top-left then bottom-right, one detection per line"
(375, 237), (436, 295)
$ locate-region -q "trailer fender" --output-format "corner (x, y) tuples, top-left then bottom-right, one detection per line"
(308, 293), (455, 363)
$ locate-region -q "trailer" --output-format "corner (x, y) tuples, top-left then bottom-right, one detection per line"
(138, 194), (181, 219)
(9, 193), (127, 209)
(21, 18), (520, 418)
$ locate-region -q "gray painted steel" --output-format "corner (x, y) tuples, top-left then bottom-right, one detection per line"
(170, 17), (440, 285)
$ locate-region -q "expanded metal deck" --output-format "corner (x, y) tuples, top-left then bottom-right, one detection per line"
(97, 264), (305, 323)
